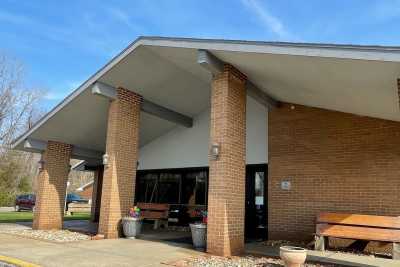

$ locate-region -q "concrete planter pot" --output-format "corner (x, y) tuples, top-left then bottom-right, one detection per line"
(122, 217), (142, 239)
(280, 246), (307, 267)
(190, 223), (207, 251)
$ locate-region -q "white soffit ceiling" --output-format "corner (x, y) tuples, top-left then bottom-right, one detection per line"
(213, 50), (400, 121)
(99, 46), (211, 117)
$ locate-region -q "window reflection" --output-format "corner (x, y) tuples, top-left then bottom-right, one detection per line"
(255, 172), (264, 205)
(136, 169), (208, 206)
(158, 173), (181, 204)
(137, 173), (158, 203)
(182, 171), (207, 205)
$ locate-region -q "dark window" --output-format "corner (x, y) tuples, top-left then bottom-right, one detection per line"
(137, 173), (158, 203)
(158, 173), (181, 204)
(136, 167), (208, 206)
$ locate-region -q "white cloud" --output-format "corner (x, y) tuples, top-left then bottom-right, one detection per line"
(107, 7), (143, 32)
(0, 10), (33, 25)
(240, 0), (294, 40)
(0, 9), (116, 57)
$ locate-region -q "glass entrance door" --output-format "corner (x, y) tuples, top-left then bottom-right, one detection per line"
(245, 164), (267, 241)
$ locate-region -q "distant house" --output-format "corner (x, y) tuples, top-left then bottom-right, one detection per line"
(75, 181), (94, 202)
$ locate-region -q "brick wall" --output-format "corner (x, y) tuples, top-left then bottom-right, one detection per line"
(268, 103), (400, 240)
(207, 65), (247, 256)
(98, 87), (142, 238)
(33, 141), (72, 230)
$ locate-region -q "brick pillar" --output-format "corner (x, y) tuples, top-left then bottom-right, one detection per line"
(90, 166), (103, 222)
(207, 65), (247, 256)
(98, 88), (142, 238)
(33, 141), (72, 230)
(90, 170), (98, 222)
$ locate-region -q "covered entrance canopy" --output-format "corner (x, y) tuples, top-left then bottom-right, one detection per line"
(12, 36), (400, 160)
(11, 36), (400, 256)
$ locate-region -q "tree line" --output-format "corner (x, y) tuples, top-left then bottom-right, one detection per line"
(0, 54), (48, 206)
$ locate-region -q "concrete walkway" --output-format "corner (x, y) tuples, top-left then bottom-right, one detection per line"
(0, 233), (201, 267)
(1, 228), (399, 267)
(246, 242), (400, 267)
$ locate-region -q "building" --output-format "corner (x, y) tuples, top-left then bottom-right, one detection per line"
(75, 180), (94, 201)
(12, 36), (400, 256)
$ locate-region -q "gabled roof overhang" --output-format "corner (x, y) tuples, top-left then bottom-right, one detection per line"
(12, 36), (400, 158)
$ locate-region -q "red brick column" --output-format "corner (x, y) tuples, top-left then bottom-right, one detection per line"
(33, 141), (72, 230)
(90, 166), (103, 222)
(207, 65), (247, 256)
(98, 88), (142, 238)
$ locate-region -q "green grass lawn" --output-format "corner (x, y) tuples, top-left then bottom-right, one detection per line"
(0, 211), (90, 223)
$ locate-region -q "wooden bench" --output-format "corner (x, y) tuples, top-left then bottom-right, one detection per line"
(67, 203), (91, 215)
(137, 203), (169, 229)
(315, 212), (400, 259)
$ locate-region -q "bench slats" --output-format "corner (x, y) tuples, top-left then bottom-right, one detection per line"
(137, 203), (169, 211)
(317, 212), (400, 229)
(68, 203), (91, 212)
(137, 202), (169, 221)
(317, 224), (400, 243)
(141, 210), (168, 219)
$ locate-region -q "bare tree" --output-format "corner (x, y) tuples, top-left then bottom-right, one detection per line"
(0, 54), (42, 148)
(0, 53), (44, 205)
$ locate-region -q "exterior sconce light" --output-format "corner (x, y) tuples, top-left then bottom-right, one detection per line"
(210, 143), (220, 160)
(102, 154), (109, 168)
(38, 159), (45, 172)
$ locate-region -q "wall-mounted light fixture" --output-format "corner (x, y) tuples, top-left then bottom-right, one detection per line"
(210, 143), (220, 160)
(38, 159), (45, 172)
(102, 154), (109, 168)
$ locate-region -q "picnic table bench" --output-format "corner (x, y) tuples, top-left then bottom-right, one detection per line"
(137, 202), (169, 229)
(315, 212), (400, 260)
(67, 203), (91, 215)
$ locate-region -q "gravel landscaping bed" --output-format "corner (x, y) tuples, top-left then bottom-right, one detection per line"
(169, 255), (347, 267)
(0, 229), (90, 242)
(0, 261), (16, 267)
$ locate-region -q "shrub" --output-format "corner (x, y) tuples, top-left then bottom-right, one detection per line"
(0, 191), (15, 207)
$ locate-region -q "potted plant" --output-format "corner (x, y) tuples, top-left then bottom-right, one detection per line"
(189, 210), (207, 251)
(280, 246), (307, 267)
(122, 206), (142, 239)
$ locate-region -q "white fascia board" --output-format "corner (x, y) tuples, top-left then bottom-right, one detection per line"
(140, 37), (400, 62)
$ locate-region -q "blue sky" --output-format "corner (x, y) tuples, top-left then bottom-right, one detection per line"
(1, 0), (400, 110)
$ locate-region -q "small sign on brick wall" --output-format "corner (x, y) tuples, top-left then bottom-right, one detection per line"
(281, 180), (291, 190)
